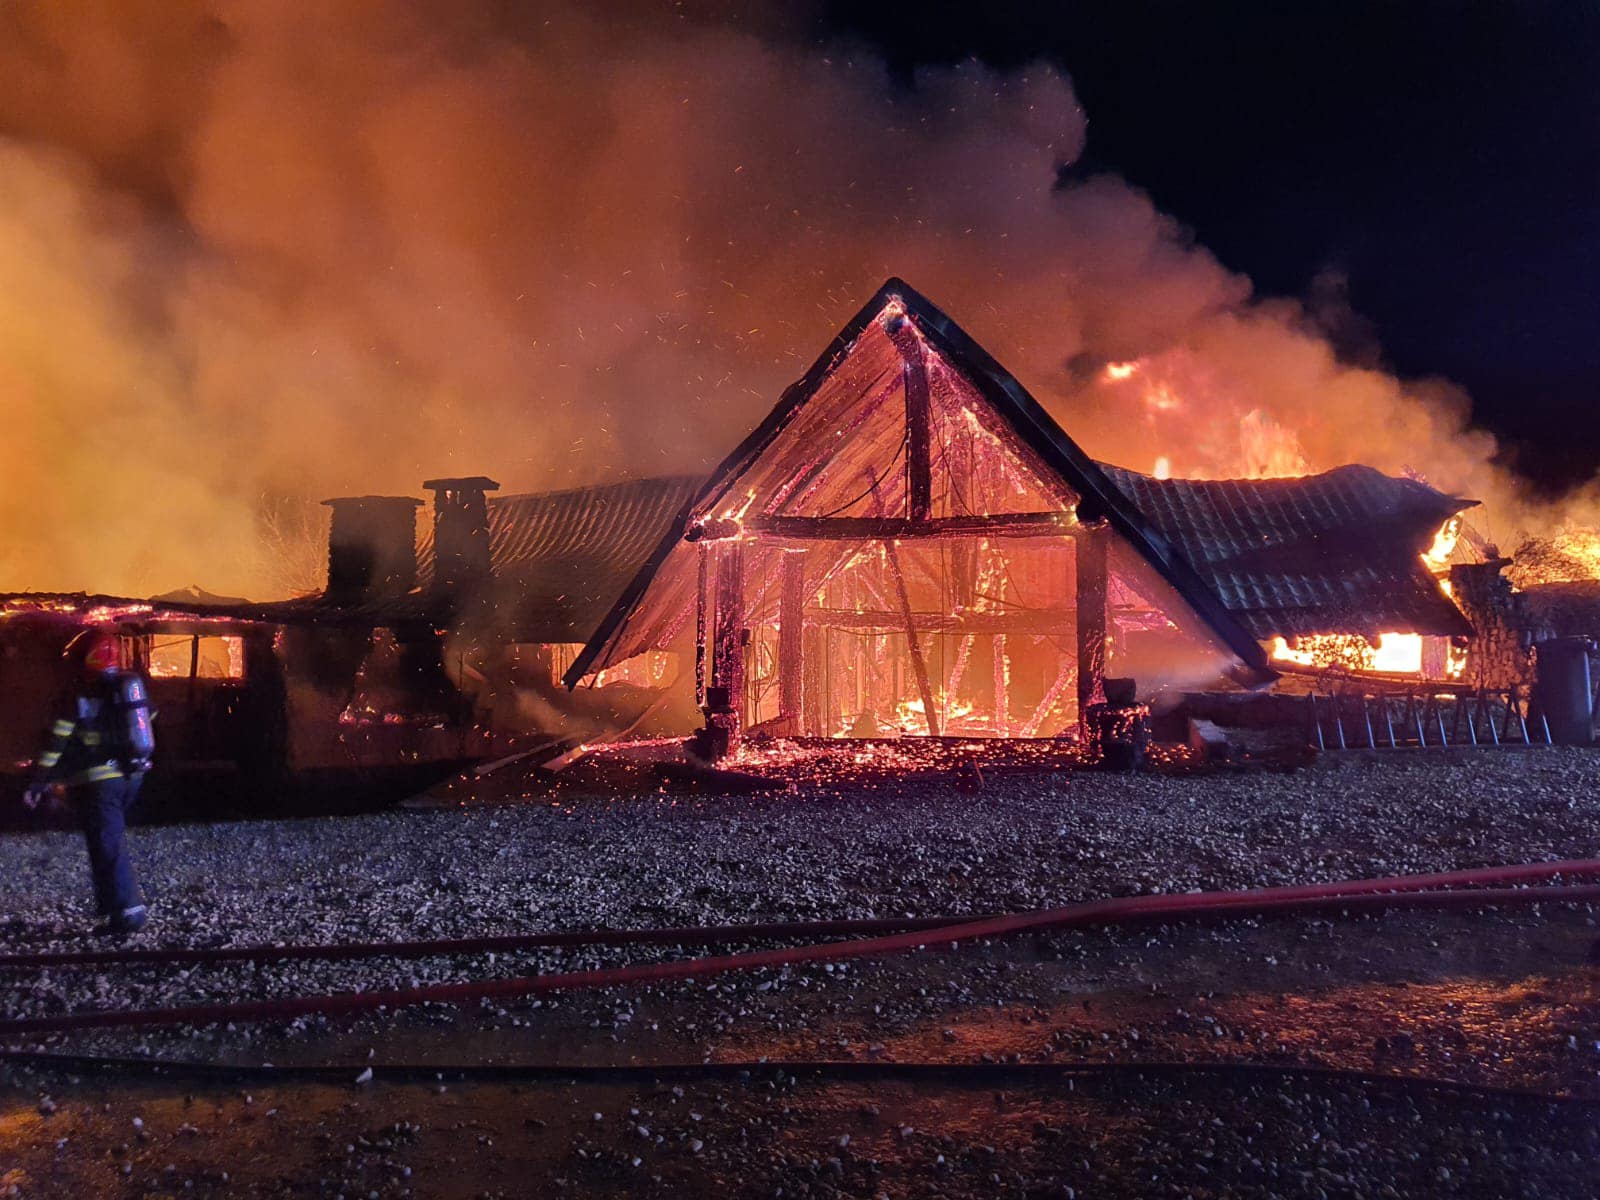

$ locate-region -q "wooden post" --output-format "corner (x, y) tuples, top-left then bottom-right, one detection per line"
(713, 541), (746, 734)
(992, 633), (1009, 736)
(881, 538), (938, 735)
(822, 627), (838, 737)
(1075, 526), (1109, 738)
(778, 551), (806, 723)
(869, 475), (939, 735)
(694, 544), (710, 708)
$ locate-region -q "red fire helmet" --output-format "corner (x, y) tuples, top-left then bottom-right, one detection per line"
(69, 629), (123, 674)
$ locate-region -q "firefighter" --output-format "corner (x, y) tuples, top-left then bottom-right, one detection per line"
(23, 630), (155, 934)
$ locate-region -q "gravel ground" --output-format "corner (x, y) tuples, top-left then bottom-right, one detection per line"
(3, 746), (1600, 1196)
(1, 747), (1598, 1048)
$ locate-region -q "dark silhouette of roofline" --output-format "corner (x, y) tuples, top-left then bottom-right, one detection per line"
(565, 277), (1279, 689)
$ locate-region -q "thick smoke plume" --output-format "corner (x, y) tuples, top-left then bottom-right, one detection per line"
(0, 1), (1584, 597)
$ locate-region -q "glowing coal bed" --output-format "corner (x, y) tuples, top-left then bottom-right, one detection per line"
(508, 734), (1203, 798)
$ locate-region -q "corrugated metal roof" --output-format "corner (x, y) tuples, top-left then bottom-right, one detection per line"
(1098, 463), (1474, 638)
(462, 474), (703, 641)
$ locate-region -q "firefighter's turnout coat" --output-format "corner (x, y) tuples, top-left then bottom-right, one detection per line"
(33, 671), (154, 787)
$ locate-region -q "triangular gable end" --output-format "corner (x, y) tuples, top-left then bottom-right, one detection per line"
(566, 278), (1275, 689)
(747, 311), (1073, 523)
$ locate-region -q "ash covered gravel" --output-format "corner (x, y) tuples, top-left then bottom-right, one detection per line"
(1, 748), (1598, 1056)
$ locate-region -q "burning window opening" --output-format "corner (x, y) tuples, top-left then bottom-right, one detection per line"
(147, 634), (247, 680)
(1270, 632), (1426, 677)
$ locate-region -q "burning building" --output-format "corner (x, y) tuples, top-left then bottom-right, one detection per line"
(567, 280), (1479, 748)
(5, 277), (1550, 809)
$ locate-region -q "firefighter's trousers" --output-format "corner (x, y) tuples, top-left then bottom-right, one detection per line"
(73, 774), (144, 916)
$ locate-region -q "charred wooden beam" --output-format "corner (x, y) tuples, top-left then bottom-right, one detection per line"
(744, 512), (1074, 540)
(684, 517), (743, 542)
(1075, 525), (1110, 736)
(1019, 657), (1076, 738)
(992, 633), (1010, 736)
(778, 551), (806, 719)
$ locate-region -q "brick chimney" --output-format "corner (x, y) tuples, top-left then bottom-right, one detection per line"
(321, 495), (423, 603)
(423, 476), (500, 596)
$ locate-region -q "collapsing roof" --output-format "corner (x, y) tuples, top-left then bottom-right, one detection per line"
(1099, 464), (1475, 639)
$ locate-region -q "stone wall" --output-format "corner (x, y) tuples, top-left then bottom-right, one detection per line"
(1448, 561), (1534, 691)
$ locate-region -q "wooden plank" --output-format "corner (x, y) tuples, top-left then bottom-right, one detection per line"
(805, 607), (1074, 635)
(765, 375), (902, 515)
(778, 551), (806, 719)
(745, 512), (1074, 540)
(1075, 526), (1109, 736)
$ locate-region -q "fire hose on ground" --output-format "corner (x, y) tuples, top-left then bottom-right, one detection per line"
(1, 858), (1598, 1037)
(3, 856), (1597, 971)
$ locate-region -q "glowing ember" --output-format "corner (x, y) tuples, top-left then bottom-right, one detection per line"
(1505, 527), (1600, 587)
(0, 597), (154, 623)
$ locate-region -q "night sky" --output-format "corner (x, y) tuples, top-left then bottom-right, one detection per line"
(823, 1), (1600, 497)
